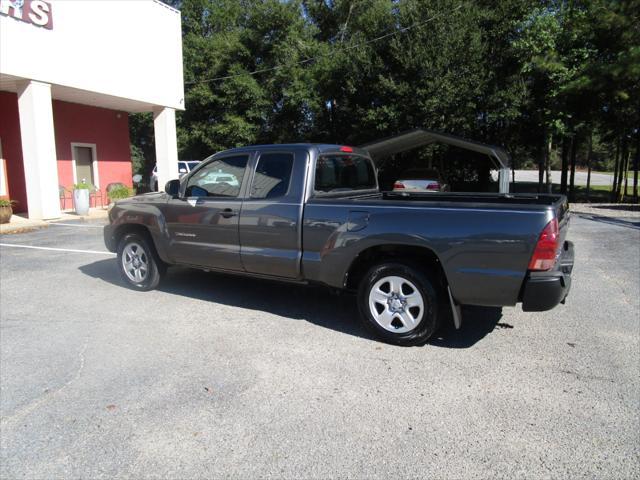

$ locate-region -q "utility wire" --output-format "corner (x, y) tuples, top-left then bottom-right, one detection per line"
(185, 4), (462, 85)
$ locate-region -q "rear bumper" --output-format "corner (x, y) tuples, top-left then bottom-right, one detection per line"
(521, 241), (574, 312)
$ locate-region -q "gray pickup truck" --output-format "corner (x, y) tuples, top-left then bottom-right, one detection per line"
(104, 144), (574, 346)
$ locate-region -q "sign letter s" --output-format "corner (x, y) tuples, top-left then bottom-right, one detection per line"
(28, 0), (52, 29)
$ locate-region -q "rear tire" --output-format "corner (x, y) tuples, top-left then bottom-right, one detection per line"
(357, 262), (440, 346)
(117, 233), (164, 291)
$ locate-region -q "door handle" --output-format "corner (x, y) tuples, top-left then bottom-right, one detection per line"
(220, 208), (236, 218)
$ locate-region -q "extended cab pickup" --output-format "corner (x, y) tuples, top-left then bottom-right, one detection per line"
(104, 144), (574, 346)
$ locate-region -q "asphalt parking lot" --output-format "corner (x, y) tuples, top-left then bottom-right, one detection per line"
(1, 211), (639, 479)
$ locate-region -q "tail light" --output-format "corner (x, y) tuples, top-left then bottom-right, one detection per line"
(528, 218), (560, 271)
(394, 182), (405, 189)
(426, 183), (440, 191)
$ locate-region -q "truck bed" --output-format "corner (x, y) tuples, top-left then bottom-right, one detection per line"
(303, 191), (570, 307)
(324, 190), (570, 224)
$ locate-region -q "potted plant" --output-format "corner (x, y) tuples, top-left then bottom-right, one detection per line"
(73, 180), (92, 216)
(0, 199), (15, 224)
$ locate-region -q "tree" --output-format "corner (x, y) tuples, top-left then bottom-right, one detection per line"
(128, 112), (155, 177)
(566, 0), (640, 201)
(177, 0), (325, 159)
(141, 0), (639, 202)
(512, 5), (570, 193)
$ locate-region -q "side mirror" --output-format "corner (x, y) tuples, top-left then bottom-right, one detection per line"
(165, 179), (180, 196)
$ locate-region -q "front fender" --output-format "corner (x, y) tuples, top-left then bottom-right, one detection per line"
(106, 197), (172, 263)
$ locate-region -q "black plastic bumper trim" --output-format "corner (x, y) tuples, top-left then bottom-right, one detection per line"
(521, 241), (574, 312)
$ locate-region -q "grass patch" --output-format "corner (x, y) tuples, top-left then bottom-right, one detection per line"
(574, 185), (636, 203)
(589, 170), (633, 176)
(510, 182), (638, 203)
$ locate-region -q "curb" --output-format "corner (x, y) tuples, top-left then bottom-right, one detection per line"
(0, 222), (49, 235)
(0, 209), (108, 235)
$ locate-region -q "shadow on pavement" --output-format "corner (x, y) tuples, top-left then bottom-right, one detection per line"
(430, 306), (504, 349)
(574, 213), (640, 230)
(592, 204), (639, 212)
(80, 259), (504, 348)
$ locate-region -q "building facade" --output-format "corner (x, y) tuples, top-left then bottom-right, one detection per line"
(0, 0), (184, 218)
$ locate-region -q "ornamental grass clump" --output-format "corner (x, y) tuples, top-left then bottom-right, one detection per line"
(108, 185), (133, 201)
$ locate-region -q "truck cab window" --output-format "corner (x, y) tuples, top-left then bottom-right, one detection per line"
(315, 155), (376, 193)
(251, 153), (294, 199)
(185, 155), (248, 197)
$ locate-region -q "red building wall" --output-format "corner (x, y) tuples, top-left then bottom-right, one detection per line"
(0, 91), (27, 211)
(53, 100), (132, 191)
(0, 92), (132, 213)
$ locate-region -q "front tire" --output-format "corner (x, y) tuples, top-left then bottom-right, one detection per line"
(117, 233), (164, 291)
(358, 262), (440, 346)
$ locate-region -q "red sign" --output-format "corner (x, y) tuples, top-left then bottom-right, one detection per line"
(0, 0), (53, 30)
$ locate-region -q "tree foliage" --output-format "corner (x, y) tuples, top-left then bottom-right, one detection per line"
(131, 0), (639, 200)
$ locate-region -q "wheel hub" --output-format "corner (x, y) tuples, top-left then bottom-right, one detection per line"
(368, 275), (425, 333)
(388, 295), (406, 313)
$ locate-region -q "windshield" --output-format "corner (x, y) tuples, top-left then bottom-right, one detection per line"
(314, 154), (377, 193)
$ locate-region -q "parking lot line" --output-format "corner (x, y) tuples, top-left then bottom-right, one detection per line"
(48, 223), (104, 228)
(0, 243), (115, 256)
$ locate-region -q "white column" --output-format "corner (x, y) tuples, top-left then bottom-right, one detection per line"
(153, 107), (179, 192)
(17, 80), (61, 220)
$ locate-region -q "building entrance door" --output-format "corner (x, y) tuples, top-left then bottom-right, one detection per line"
(74, 146), (95, 185)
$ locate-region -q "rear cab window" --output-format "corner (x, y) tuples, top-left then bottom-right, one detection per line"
(314, 154), (377, 194)
(250, 153), (294, 199)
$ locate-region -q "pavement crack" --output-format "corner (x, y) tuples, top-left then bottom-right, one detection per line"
(559, 368), (616, 383)
(1, 338), (89, 431)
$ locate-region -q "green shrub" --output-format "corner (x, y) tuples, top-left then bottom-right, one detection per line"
(0, 199), (16, 207)
(73, 181), (92, 190)
(108, 185), (133, 201)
